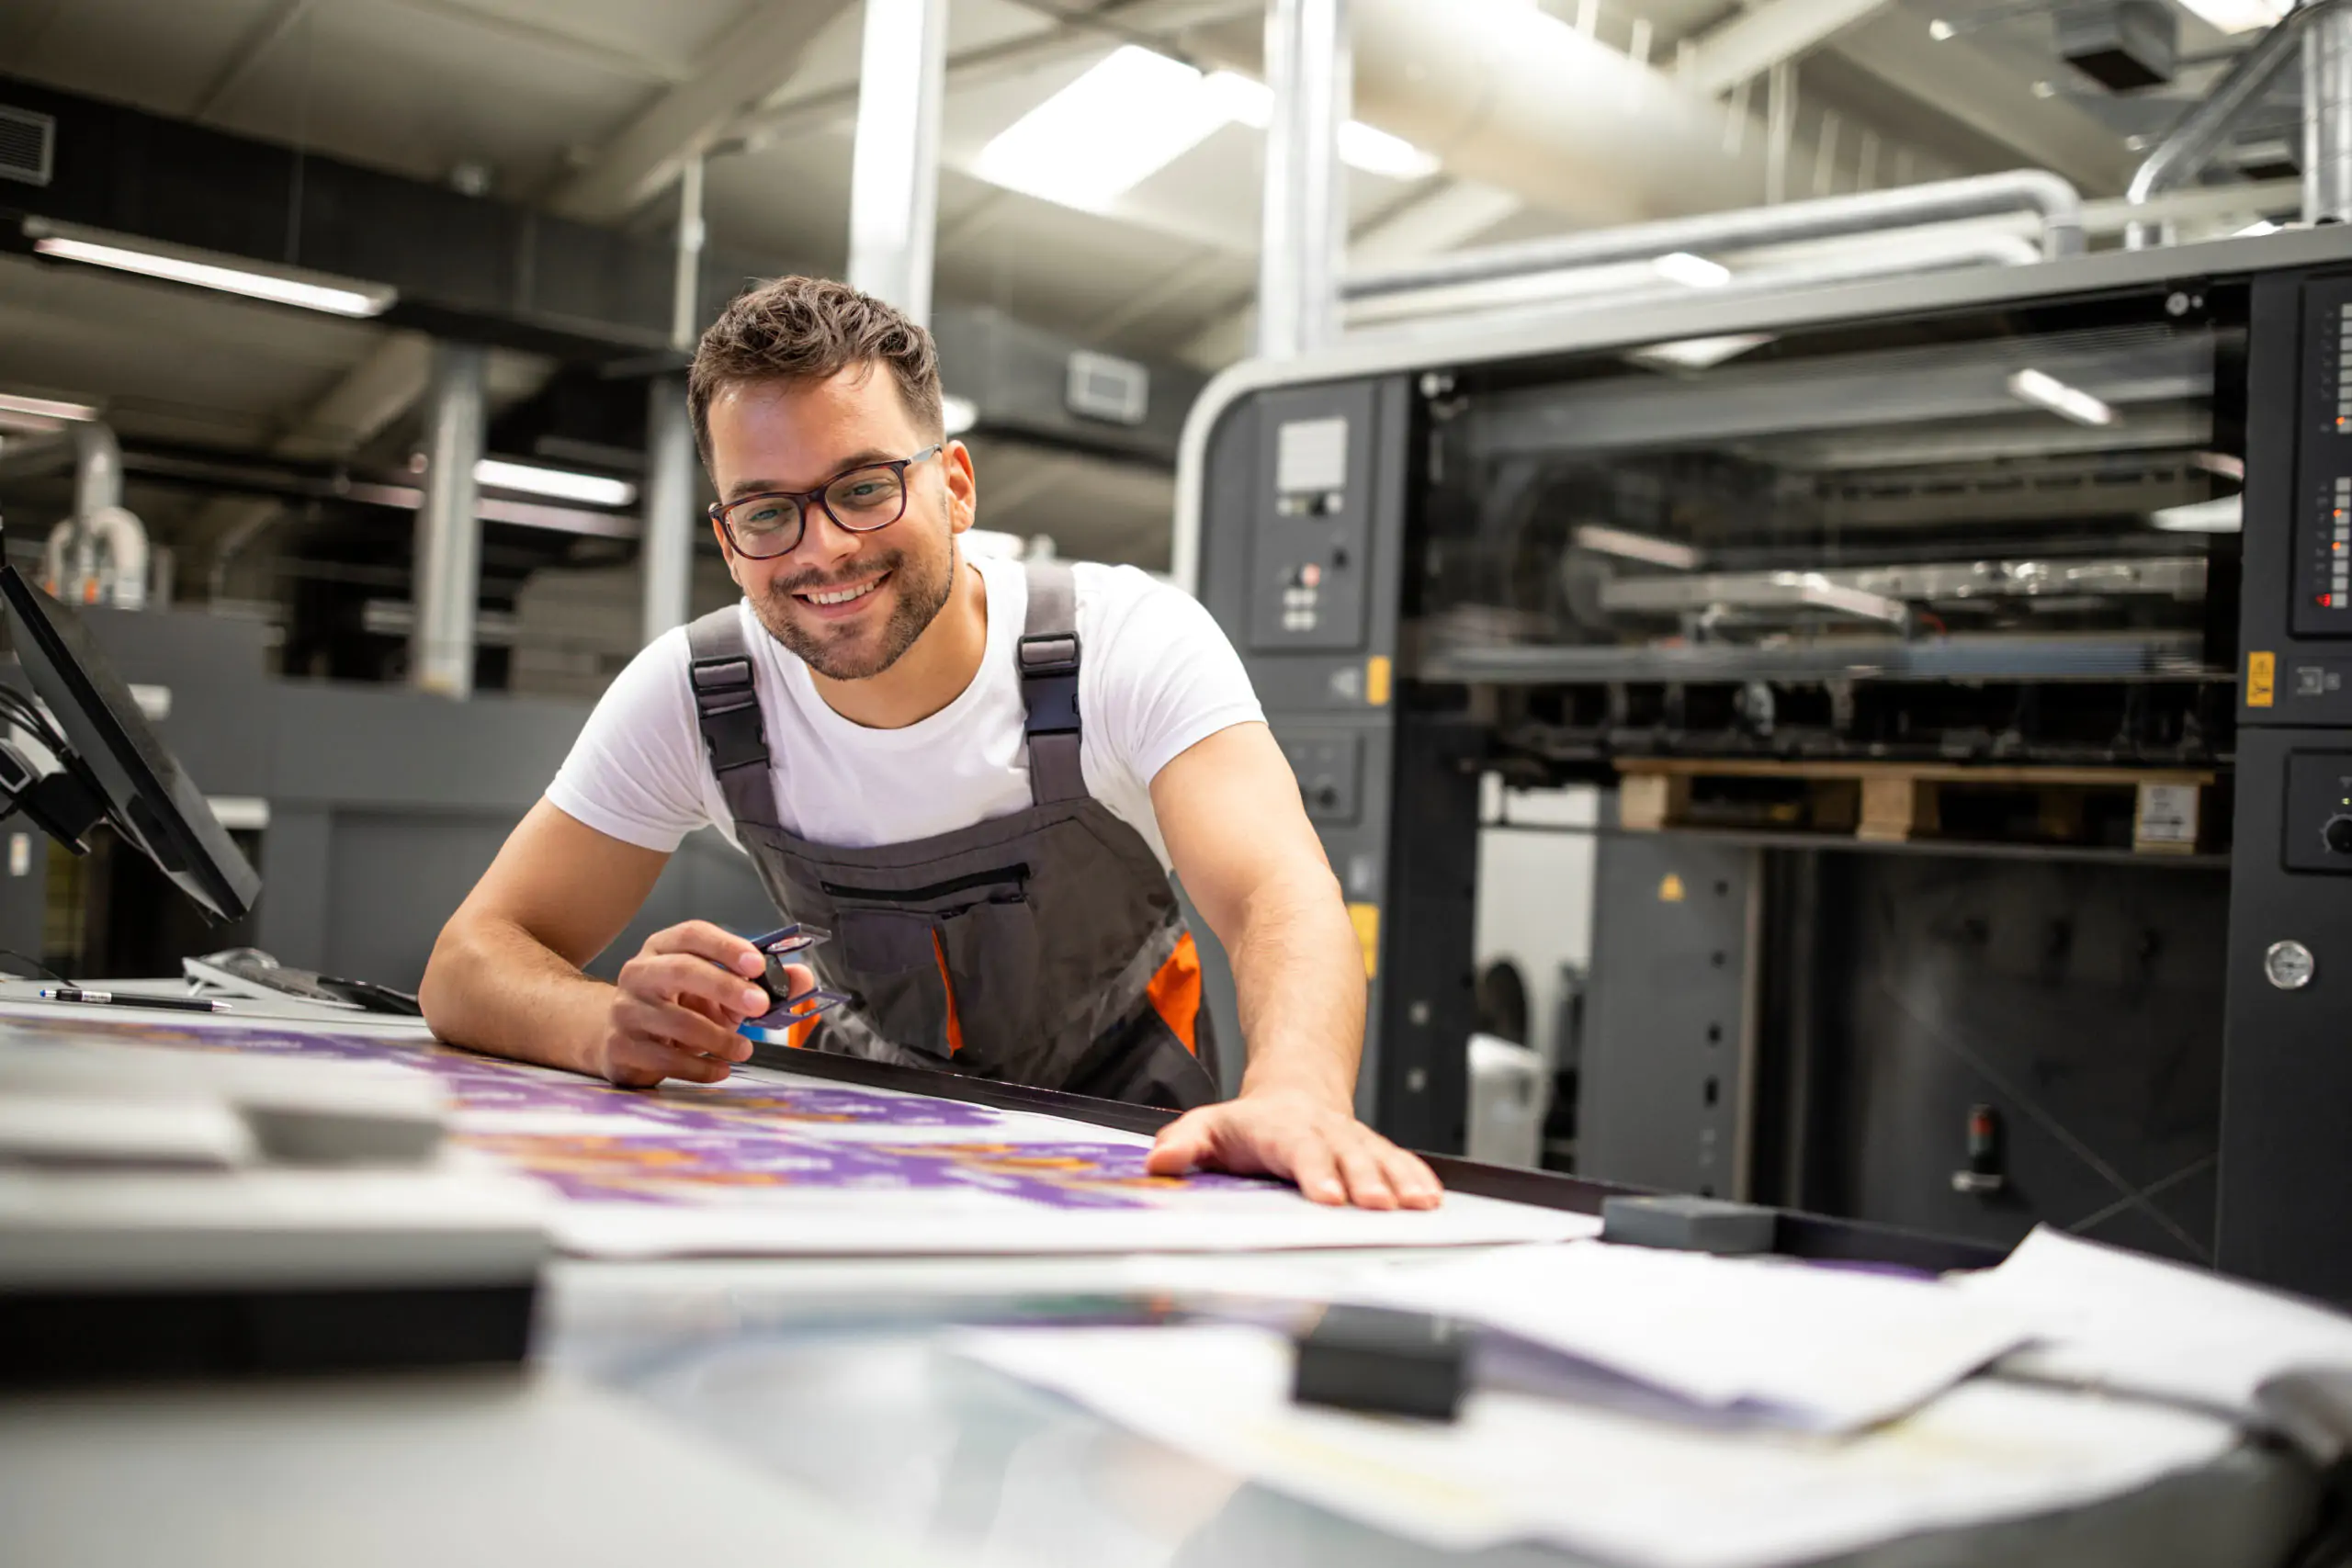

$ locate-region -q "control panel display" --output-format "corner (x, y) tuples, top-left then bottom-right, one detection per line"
(1247, 387), (1376, 653)
(2291, 288), (2352, 636)
(2282, 749), (2352, 872)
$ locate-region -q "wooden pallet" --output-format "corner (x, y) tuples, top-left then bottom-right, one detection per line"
(1615, 758), (2216, 854)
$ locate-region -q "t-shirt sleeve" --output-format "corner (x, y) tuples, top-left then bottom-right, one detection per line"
(1084, 567), (1267, 788)
(543, 626), (718, 852)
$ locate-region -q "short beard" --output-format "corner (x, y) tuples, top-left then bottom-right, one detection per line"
(750, 540), (956, 681)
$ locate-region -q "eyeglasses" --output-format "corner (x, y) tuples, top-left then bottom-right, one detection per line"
(706, 444), (945, 561)
(708, 445), (944, 560)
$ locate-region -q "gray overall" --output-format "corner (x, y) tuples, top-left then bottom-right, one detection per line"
(684, 561), (1221, 1111)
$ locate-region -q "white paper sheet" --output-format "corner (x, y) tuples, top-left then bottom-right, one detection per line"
(960, 1323), (2239, 1568)
(1321, 1241), (2030, 1432)
(1953, 1225), (2352, 1417)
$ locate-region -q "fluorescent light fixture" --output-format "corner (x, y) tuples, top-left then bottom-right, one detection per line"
(0, 390), (97, 423)
(1626, 333), (1774, 371)
(976, 47), (1233, 210)
(941, 393), (978, 436)
(1928, 17), (1956, 39)
(974, 53), (1442, 211)
(2007, 367), (2117, 427)
(2152, 496), (2243, 532)
(2236, 219), (2282, 236)
(26, 221), (396, 318)
(2177, 0), (2289, 32)
(473, 457), (637, 508)
(1653, 251), (1733, 288)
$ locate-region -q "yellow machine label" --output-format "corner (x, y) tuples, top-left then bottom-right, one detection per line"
(1347, 902), (1380, 977)
(1659, 873), (1686, 903)
(1365, 655), (1392, 707)
(2249, 650), (2276, 707)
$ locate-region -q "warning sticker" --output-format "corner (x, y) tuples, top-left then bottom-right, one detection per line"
(2249, 650), (2276, 707)
(2135, 783), (2200, 850)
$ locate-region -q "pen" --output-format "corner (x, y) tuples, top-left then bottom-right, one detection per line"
(37, 987), (230, 1014)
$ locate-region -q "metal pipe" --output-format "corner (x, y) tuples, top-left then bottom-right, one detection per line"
(72, 421), (122, 517)
(412, 341), (487, 698)
(670, 154), (705, 352)
(640, 373), (697, 646)
(1346, 171), (2083, 305)
(1257, 0), (1349, 358)
(1346, 232), (2040, 343)
(2307, 5), (2352, 223)
(845, 0), (949, 324)
(2125, 0), (2345, 248)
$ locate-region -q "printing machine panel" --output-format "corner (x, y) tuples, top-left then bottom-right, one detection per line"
(1184, 229), (2352, 1300)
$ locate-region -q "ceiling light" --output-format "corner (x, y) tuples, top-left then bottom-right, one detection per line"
(1653, 251), (1733, 288)
(0, 390), (97, 423)
(2237, 219), (2282, 236)
(1205, 73), (1441, 179)
(1928, 17), (1955, 39)
(473, 457), (637, 508)
(976, 47), (1233, 210)
(2007, 367), (2116, 427)
(1626, 333), (1775, 371)
(25, 221), (396, 318)
(2152, 496), (2242, 532)
(942, 394), (978, 436)
(2176, 0), (2289, 32)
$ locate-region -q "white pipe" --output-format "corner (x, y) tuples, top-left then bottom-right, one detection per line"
(1347, 172), (2084, 306)
(1345, 0), (1772, 228)
(1258, 0), (1350, 359)
(2308, 6), (2352, 224)
(846, 0), (949, 325)
(85, 504), (150, 611)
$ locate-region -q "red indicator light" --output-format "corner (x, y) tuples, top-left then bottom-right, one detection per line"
(2324, 594), (2336, 607)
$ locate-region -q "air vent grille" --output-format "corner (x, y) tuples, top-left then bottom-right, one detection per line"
(0, 106), (55, 187)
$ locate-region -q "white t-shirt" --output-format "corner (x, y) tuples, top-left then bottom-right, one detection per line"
(546, 555), (1265, 868)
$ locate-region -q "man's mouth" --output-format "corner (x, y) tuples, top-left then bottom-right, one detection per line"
(790, 569), (890, 614)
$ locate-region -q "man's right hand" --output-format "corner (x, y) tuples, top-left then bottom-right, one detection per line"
(596, 920), (810, 1088)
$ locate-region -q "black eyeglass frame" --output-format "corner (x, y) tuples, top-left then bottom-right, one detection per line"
(707, 443), (945, 560)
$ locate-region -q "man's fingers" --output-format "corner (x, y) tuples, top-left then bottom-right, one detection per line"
(624, 953), (770, 1021)
(1384, 1147), (1443, 1209)
(776, 962), (818, 999)
(1288, 1137), (1346, 1206)
(1335, 1141), (1398, 1210)
(1145, 1108), (1216, 1176)
(615, 994), (749, 1063)
(642, 919), (764, 976)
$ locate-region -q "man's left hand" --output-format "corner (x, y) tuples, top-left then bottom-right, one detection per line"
(1143, 1089), (1443, 1210)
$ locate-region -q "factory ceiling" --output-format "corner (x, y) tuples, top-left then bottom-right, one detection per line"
(0, 0), (2305, 578)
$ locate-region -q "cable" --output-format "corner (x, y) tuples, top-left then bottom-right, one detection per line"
(0, 948), (67, 984)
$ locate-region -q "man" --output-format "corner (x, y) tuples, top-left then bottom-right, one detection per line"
(421, 276), (1440, 1211)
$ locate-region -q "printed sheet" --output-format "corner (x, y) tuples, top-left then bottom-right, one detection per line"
(0, 1008), (1596, 1258)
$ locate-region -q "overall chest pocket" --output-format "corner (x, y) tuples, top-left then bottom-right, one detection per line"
(821, 864), (1039, 1066)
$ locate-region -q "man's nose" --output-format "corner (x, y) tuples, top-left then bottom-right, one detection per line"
(795, 502), (867, 567)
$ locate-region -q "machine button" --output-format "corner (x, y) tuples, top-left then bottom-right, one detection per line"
(2326, 816), (2352, 854)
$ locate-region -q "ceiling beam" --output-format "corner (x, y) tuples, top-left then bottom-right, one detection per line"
(1681, 0), (1894, 96)
(548, 0), (862, 224)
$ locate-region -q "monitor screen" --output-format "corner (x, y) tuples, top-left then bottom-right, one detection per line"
(0, 565), (260, 924)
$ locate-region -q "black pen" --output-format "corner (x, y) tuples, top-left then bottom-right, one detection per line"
(37, 987), (230, 1014)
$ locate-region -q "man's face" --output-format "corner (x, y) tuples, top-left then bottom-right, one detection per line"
(706, 366), (976, 681)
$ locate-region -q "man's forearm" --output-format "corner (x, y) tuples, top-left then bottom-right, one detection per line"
(1227, 871), (1366, 1110)
(419, 917), (613, 1076)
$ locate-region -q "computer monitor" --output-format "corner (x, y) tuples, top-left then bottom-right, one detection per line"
(0, 561), (260, 925)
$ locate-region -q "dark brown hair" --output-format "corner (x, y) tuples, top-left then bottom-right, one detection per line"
(688, 276), (944, 468)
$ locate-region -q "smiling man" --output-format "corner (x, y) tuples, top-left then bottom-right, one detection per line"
(420, 276), (1440, 1210)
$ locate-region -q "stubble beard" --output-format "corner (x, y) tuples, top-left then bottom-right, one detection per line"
(751, 540), (958, 681)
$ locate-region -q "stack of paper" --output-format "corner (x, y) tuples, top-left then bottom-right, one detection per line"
(1952, 1226), (2352, 1422)
(959, 1324), (2241, 1567)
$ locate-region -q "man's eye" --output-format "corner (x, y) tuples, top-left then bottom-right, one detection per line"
(741, 504), (787, 526)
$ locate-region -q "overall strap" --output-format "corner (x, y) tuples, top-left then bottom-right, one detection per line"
(684, 607), (782, 830)
(1018, 560), (1086, 806)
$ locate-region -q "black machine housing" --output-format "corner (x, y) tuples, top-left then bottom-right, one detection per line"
(1188, 228), (2352, 1300)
